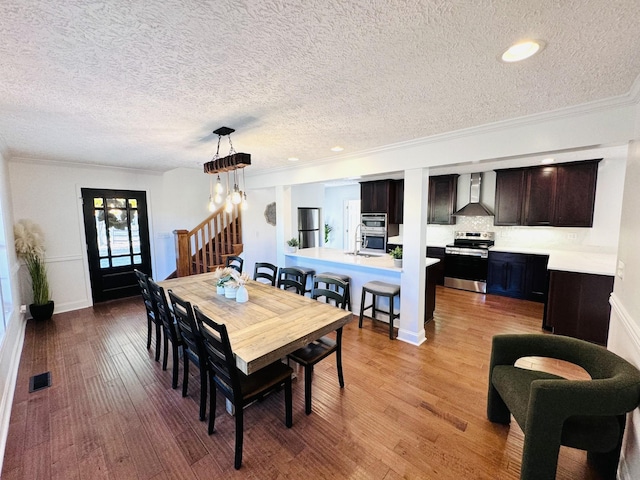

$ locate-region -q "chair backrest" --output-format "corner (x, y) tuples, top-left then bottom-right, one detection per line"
(312, 275), (348, 310)
(134, 269), (155, 317)
(277, 267), (305, 295)
(193, 306), (240, 402)
(226, 255), (244, 273)
(147, 278), (180, 341)
(253, 262), (277, 286)
(168, 290), (206, 361)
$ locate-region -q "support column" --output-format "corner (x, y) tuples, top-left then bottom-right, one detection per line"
(397, 167), (429, 345)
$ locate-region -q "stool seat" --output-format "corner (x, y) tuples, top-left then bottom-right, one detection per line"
(295, 266), (316, 295)
(318, 272), (352, 311)
(359, 281), (401, 339)
(362, 281), (400, 296)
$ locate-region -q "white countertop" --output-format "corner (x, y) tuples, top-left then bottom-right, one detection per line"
(286, 247), (440, 272)
(490, 246), (617, 276)
(386, 238), (616, 276)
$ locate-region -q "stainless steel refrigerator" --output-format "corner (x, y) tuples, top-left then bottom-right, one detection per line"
(297, 207), (320, 248)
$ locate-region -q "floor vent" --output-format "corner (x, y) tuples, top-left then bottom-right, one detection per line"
(29, 372), (51, 393)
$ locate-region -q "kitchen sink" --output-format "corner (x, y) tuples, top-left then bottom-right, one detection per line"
(344, 251), (384, 258)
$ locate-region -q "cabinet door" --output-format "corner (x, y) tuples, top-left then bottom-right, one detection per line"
(546, 271), (613, 345)
(426, 247), (446, 285)
(428, 175), (458, 225)
(360, 182), (377, 213)
(494, 170), (525, 226)
(487, 252), (527, 298)
(525, 254), (549, 303)
(390, 179), (404, 224)
(554, 161), (599, 227)
(524, 167), (557, 226)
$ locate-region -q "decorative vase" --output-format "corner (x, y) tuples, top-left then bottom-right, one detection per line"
(393, 258), (403, 268)
(224, 285), (238, 299)
(236, 285), (249, 303)
(285, 245), (297, 253)
(29, 300), (54, 321)
(216, 285), (225, 294)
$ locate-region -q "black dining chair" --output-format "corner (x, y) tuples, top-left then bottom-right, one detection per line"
(193, 306), (293, 470)
(167, 290), (208, 421)
(134, 269), (162, 362)
(225, 255), (244, 273)
(277, 267), (306, 295)
(253, 262), (278, 286)
(147, 277), (183, 389)
(287, 275), (348, 414)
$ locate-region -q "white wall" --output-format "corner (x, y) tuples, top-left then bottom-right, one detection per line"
(240, 187), (278, 278)
(323, 184), (360, 248)
(0, 151), (27, 473)
(608, 138), (640, 480)
(7, 158), (211, 311)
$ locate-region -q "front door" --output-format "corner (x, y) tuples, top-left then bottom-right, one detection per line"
(81, 188), (152, 302)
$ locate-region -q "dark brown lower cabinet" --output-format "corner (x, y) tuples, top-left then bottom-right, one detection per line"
(545, 270), (614, 345)
(424, 262), (437, 324)
(426, 247), (446, 286)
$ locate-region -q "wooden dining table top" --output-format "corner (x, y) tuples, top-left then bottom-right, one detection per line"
(159, 272), (353, 375)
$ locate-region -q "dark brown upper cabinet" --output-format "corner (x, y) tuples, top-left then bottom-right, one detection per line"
(523, 166), (557, 226)
(428, 174), (458, 225)
(360, 179), (404, 224)
(494, 159), (600, 227)
(554, 161), (599, 226)
(494, 169), (525, 226)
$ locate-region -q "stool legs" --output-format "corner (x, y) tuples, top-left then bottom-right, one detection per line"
(359, 289), (398, 339)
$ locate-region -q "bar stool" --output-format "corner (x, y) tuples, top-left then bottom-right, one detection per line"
(318, 272), (351, 311)
(359, 281), (400, 339)
(295, 266), (316, 296)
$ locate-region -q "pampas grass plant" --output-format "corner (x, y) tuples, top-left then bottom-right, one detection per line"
(14, 219), (51, 305)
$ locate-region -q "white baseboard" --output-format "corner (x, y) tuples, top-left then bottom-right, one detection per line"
(608, 293), (640, 480)
(0, 311), (26, 473)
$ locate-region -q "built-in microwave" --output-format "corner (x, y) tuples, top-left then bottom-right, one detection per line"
(361, 213), (387, 229)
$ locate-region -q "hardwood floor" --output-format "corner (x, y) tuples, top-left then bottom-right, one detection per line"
(2, 286), (605, 479)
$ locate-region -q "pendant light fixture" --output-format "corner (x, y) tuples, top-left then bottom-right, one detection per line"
(204, 127), (251, 211)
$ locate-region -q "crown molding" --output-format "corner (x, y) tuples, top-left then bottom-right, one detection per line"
(8, 154), (163, 176)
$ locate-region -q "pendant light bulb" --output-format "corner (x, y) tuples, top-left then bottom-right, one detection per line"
(231, 185), (242, 205)
(214, 175), (224, 194)
(224, 196), (233, 213)
(241, 192), (248, 211)
(214, 193), (223, 204)
(208, 196), (216, 212)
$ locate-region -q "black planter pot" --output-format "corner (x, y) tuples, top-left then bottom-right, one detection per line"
(29, 301), (54, 321)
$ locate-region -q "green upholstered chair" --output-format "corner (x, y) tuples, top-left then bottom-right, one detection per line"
(487, 334), (640, 480)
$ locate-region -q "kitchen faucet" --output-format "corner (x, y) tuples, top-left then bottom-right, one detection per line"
(353, 223), (367, 254)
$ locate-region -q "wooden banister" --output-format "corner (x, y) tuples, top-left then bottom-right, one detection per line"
(173, 204), (243, 277)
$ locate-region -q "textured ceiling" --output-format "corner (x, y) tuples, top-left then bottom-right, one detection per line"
(1, 0), (640, 173)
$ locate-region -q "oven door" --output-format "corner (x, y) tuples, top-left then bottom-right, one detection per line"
(444, 253), (489, 293)
(361, 234), (386, 254)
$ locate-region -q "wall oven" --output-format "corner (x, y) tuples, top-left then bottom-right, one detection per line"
(360, 213), (387, 255)
(444, 231), (495, 293)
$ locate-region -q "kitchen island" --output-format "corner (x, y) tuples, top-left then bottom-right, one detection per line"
(285, 247), (440, 325)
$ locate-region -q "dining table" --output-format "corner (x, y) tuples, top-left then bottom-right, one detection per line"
(159, 272), (353, 375)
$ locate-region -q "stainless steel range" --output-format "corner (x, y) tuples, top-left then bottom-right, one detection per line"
(444, 231), (495, 293)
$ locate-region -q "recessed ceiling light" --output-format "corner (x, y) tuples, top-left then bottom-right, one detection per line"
(331, 146), (344, 152)
(541, 157), (555, 164)
(501, 40), (544, 62)
(288, 157), (299, 162)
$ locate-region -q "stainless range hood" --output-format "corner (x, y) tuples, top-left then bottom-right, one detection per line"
(452, 173), (494, 217)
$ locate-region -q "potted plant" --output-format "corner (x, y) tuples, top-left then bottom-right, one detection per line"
(286, 237), (300, 253)
(324, 223), (333, 244)
(211, 266), (235, 294)
(389, 246), (403, 268)
(14, 219), (54, 320)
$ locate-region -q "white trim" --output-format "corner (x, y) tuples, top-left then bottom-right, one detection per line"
(7, 155), (164, 175)
(397, 328), (426, 346)
(608, 293), (640, 480)
(0, 311), (26, 473)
